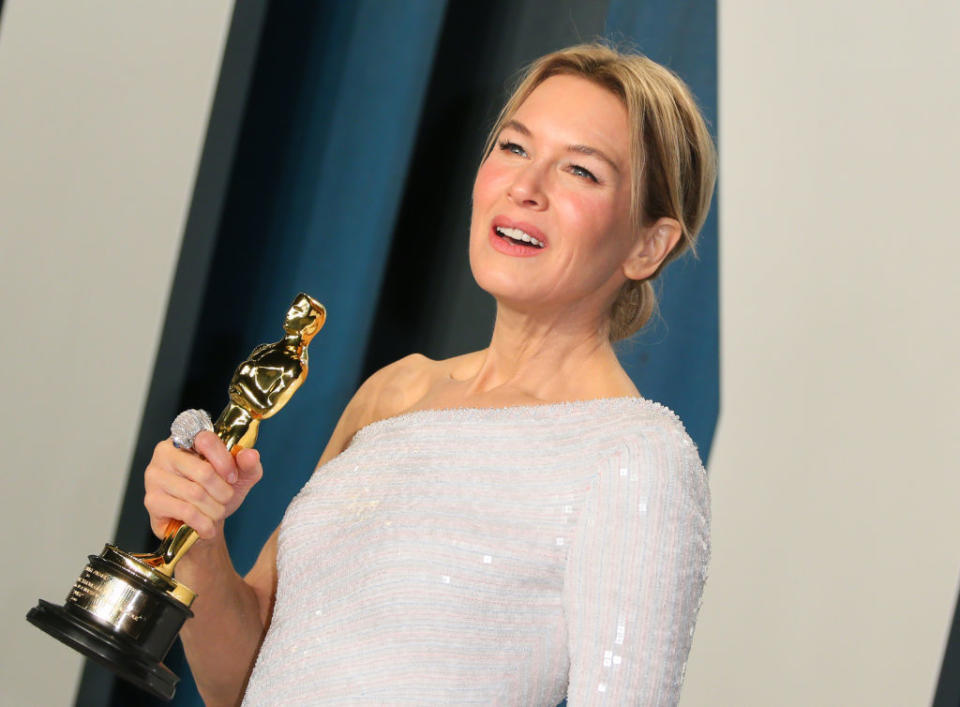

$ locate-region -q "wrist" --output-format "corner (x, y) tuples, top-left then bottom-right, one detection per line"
(173, 523), (231, 586)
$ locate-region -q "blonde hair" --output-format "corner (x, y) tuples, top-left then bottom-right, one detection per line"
(483, 44), (717, 341)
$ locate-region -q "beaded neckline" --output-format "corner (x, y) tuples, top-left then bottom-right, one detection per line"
(350, 396), (683, 444)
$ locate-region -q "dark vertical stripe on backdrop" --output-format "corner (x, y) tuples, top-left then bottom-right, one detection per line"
(607, 0), (720, 460)
(935, 585), (960, 706)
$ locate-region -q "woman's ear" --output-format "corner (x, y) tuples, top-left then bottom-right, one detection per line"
(622, 217), (683, 281)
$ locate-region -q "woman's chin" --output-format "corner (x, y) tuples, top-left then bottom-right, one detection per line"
(473, 270), (537, 305)
(480, 285), (574, 322)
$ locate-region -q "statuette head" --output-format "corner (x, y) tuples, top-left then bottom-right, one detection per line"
(283, 292), (326, 338)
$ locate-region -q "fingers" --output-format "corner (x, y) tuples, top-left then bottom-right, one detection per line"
(144, 437), (237, 540)
(144, 490), (220, 539)
(193, 430), (239, 484)
(144, 467), (224, 540)
(168, 444), (236, 506)
(143, 434), (267, 541)
(160, 470), (226, 524)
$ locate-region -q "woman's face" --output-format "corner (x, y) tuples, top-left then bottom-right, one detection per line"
(469, 74), (636, 325)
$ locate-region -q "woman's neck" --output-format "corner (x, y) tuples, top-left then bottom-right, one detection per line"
(460, 305), (637, 402)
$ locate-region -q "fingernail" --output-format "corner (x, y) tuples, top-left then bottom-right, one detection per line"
(228, 472), (238, 483)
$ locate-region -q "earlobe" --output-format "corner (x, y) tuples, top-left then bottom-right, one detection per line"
(622, 218), (683, 281)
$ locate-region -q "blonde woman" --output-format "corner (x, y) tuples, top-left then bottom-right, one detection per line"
(144, 44), (716, 705)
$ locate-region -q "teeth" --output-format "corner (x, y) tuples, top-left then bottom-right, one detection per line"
(495, 226), (544, 248)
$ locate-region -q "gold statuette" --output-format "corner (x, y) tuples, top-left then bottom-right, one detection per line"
(27, 293), (325, 700)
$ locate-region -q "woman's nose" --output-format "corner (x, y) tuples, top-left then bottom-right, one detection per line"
(507, 164), (548, 210)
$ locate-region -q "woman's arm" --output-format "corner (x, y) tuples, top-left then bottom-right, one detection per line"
(174, 524), (275, 705)
(142, 432), (269, 706)
(144, 355), (430, 705)
(562, 423), (710, 705)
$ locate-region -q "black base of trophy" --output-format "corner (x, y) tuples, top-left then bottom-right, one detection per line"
(28, 600), (181, 700)
(27, 599), (180, 700)
(27, 547), (195, 701)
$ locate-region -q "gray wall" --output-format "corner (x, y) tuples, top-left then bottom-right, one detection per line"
(683, 2), (960, 704)
(0, 2), (233, 704)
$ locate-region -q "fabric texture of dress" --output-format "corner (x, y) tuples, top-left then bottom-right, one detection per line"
(243, 397), (710, 705)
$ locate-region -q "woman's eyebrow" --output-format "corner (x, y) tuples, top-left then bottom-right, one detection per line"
(502, 119), (620, 175)
(568, 144), (621, 174)
(502, 119), (532, 137)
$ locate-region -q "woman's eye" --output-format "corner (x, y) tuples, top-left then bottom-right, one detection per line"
(570, 164), (599, 183)
(498, 140), (526, 157)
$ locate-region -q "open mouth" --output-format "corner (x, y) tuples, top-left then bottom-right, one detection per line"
(494, 226), (544, 249)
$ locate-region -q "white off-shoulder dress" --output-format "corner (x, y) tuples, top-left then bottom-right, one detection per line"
(243, 397), (710, 705)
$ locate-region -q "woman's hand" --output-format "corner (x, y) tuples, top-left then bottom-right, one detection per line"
(144, 430), (264, 541)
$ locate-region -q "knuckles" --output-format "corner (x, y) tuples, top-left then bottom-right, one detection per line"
(194, 430), (225, 458)
(195, 463), (216, 485)
(188, 509), (216, 538)
(188, 482), (207, 503)
(143, 491), (157, 514)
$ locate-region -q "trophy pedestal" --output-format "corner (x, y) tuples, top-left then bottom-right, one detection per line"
(27, 600), (181, 700)
(26, 546), (195, 701)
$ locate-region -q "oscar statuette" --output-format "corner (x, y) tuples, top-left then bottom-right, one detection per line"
(26, 293), (326, 700)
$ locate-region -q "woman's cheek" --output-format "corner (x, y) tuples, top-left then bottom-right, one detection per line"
(473, 158), (509, 202)
(559, 190), (613, 245)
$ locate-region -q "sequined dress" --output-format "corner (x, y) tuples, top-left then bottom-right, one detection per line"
(242, 397), (710, 705)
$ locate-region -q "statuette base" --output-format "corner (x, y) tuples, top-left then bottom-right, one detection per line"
(26, 546), (195, 701)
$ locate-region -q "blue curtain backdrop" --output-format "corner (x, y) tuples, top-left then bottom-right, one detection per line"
(215, 0), (448, 576)
(608, 0), (720, 457)
(86, 1), (717, 704)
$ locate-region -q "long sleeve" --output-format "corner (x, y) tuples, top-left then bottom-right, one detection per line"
(563, 421), (711, 705)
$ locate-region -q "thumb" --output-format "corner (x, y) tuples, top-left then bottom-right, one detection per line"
(235, 448), (263, 486)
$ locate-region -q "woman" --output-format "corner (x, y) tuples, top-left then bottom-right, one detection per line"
(144, 44), (716, 705)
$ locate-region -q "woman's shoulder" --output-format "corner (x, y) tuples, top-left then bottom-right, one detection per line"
(347, 352), (473, 433)
(627, 400), (703, 464)
(569, 400), (710, 543)
(592, 398), (708, 500)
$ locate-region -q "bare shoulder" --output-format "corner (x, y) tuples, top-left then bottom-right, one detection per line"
(347, 353), (443, 431)
(318, 352), (481, 465)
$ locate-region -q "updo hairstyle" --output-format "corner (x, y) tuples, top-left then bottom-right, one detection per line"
(483, 44), (717, 341)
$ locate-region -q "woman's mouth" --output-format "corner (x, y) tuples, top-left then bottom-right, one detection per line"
(488, 224), (546, 257)
(494, 226), (544, 248)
